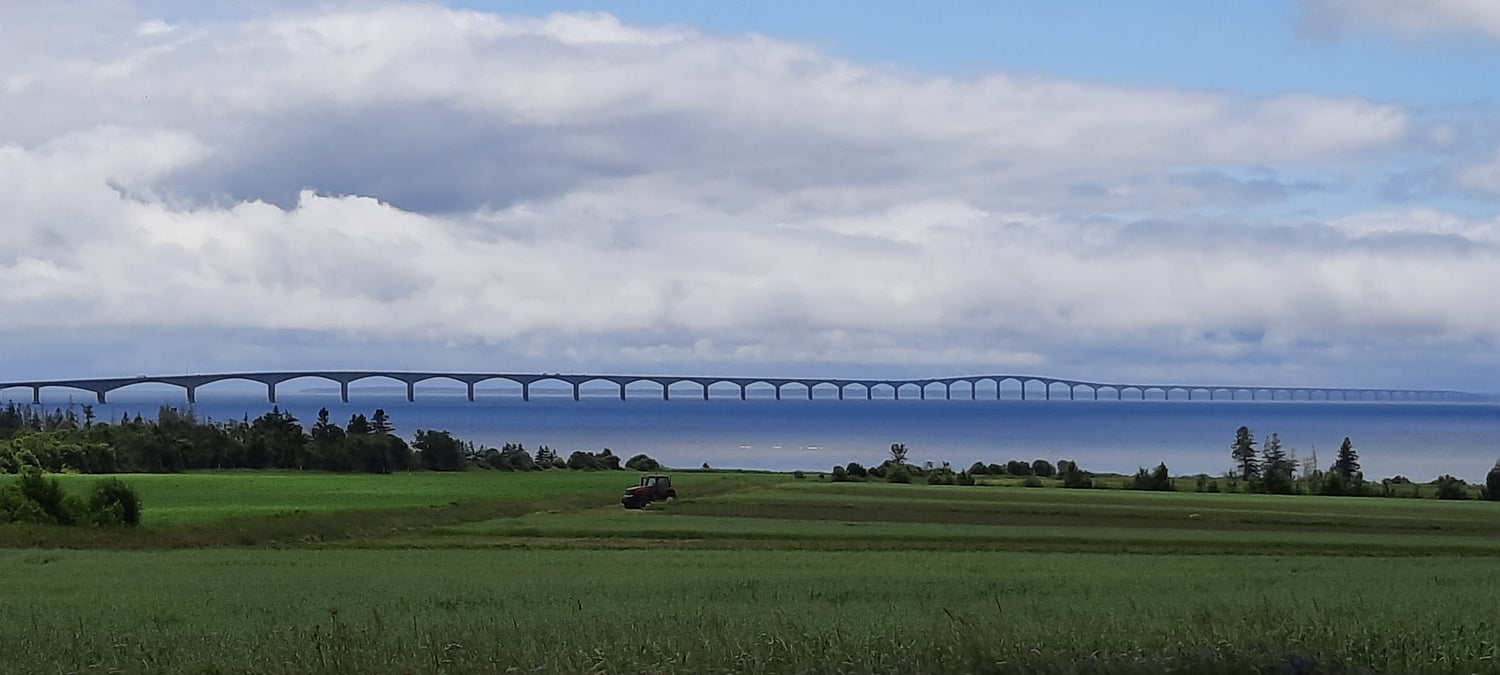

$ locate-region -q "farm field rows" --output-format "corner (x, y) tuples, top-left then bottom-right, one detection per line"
(6, 470), (1500, 673)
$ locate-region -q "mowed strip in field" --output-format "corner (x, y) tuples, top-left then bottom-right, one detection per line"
(434, 480), (1500, 555)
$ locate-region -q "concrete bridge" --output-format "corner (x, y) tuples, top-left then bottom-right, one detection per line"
(0, 371), (1481, 406)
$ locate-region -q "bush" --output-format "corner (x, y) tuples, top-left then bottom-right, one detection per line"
(1059, 460), (1092, 489)
(987, 463), (1005, 475)
(845, 462), (868, 478)
(594, 449), (622, 471)
(568, 451), (601, 470)
(0, 482), (50, 524)
(494, 446), (537, 471)
(925, 469), (956, 486)
(968, 462), (989, 476)
(626, 454), (662, 472)
(18, 466), (74, 524)
(1487, 463), (1500, 501)
(792, 470), (805, 480)
(955, 471), (975, 486)
(1031, 459), (1055, 478)
(886, 464), (912, 484)
(830, 465), (850, 482)
(1433, 475), (1468, 500)
(1130, 463), (1174, 491)
(1021, 476), (1043, 488)
(88, 478), (141, 526)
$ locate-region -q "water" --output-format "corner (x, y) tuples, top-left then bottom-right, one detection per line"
(18, 385), (1500, 481)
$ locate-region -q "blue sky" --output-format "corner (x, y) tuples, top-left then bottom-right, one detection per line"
(459, 0), (1500, 104)
(2, 0), (1500, 390)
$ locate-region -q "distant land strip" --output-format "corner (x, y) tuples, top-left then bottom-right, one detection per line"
(0, 371), (1484, 405)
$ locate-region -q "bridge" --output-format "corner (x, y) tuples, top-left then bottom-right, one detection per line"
(0, 371), (1482, 406)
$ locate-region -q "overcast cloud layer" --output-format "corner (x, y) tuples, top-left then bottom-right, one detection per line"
(2, 1), (1499, 388)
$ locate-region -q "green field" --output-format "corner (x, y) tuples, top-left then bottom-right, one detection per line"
(5, 471), (1500, 673)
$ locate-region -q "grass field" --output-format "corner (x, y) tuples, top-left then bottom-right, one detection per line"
(40, 470), (765, 526)
(6, 470), (1500, 673)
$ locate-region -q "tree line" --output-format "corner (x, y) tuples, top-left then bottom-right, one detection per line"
(0, 403), (657, 475)
(1225, 425), (1500, 500)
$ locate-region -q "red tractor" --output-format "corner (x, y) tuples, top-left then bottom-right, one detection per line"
(621, 474), (676, 509)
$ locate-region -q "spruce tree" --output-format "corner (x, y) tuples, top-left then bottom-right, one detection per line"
(1261, 432), (1293, 494)
(370, 409), (394, 435)
(1334, 437), (1360, 479)
(1231, 426), (1259, 480)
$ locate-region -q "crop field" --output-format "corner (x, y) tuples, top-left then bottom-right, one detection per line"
(5, 472), (1500, 673)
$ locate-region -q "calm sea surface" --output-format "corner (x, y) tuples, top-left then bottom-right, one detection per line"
(17, 384), (1500, 481)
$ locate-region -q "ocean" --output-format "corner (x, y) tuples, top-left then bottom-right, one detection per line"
(16, 383), (1500, 481)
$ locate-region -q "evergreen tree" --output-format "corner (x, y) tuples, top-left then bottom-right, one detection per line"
(1261, 432), (1294, 494)
(1231, 426), (1259, 480)
(371, 409), (394, 435)
(346, 413), (372, 435)
(1334, 437), (1360, 479)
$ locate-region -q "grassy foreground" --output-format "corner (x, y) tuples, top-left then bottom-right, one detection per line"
(6, 471), (1500, 673)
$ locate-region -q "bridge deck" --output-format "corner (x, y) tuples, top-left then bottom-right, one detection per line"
(0, 371), (1479, 405)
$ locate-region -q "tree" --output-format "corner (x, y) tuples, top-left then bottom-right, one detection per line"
(1230, 426), (1259, 480)
(1486, 461), (1500, 501)
(889, 443), (908, 465)
(414, 429), (465, 471)
(845, 462), (868, 478)
(1260, 432), (1294, 494)
(346, 413), (372, 436)
(535, 446), (560, 468)
(1031, 459), (1055, 478)
(370, 409), (394, 435)
(1334, 437), (1360, 480)
(1005, 460), (1033, 476)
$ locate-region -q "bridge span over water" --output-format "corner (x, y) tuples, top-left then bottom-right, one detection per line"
(0, 371), (1481, 406)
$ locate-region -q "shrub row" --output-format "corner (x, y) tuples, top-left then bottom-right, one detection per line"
(0, 468), (140, 527)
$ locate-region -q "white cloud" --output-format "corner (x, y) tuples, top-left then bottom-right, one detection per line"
(1302, 0), (1500, 39)
(0, 2), (1492, 386)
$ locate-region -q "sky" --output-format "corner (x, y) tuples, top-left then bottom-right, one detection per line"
(3, 0), (1500, 389)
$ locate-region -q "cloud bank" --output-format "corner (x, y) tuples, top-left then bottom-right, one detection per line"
(1, 2), (1497, 387)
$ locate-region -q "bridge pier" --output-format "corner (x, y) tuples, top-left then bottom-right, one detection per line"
(406, 382), (415, 403)
(32, 386), (40, 405)
(187, 386), (197, 405)
(775, 385), (781, 401)
(838, 386), (844, 401)
(663, 384), (670, 401)
(96, 390), (106, 404)
(467, 382), (475, 402)
(620, 383), (627, 401)
(702, 383), (709, 401)
(807, 386), (813, 401)
(573, 383), (581, 402)
(739, 384), (746, 401)
(522, 382), (530, 402)
(341, 382), (350, 403)
(267, 382), (276, 404)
